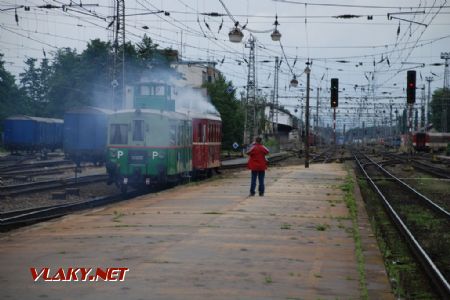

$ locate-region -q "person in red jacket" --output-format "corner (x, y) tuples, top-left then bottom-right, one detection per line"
(246, 136), (270, 196)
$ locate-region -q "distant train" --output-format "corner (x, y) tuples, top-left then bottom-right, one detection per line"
(3, 115), (63, 153)
(413, 132), (450, 152)
(2, 109), (111, 165)
(383, 136), (402, 148)
(288, 130), (322, 146)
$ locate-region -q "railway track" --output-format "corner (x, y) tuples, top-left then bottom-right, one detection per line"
(0, 159), (74, 174)
(0, 192), (140, 231)
(0, 174), (108, 197)
(354, 151), (450, 298)
(385, 152), (450, 180)
(310, 147), (336, 163)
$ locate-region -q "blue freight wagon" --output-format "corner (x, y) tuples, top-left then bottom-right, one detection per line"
(63, 107), (112, 166)
(3, 115), (63, 153)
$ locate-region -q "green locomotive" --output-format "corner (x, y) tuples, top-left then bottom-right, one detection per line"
(106, 81), (221, 192)
(106, 108), (192, 192)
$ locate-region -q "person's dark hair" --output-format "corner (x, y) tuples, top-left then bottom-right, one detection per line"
(255, 137), (262, 143)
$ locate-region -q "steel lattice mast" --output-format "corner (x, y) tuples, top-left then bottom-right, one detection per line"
(244, 34), (256, 145)
(442, 52), (450, 90)
(110, 0), (126, 110)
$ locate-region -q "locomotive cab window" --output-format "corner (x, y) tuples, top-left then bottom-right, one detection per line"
(140, 85), (151, 96)
(132, 120), (144, 141)
(154, 85), (165, 96)
(169, 125), (177, 145)
(110, 124), (128, 144)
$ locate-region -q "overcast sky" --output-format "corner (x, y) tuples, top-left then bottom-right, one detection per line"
(1, 0), (449, 130)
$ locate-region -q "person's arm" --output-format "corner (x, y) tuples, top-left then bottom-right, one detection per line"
(246, 143), (256, 155)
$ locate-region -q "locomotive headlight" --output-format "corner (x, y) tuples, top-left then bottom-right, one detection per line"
(110, 149), (117, 158)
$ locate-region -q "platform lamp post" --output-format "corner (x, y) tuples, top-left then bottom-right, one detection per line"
(305, 62), (311, 169)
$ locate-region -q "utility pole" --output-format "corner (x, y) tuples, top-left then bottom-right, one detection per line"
(441, 52), (450, 90)
(304, 62), (311, 168)
(109, 0), (126, 110)
(315, 87), (320, 132)
(273, 56), (279, 135)
(441, 52), (449, 132)
(389, 103), (393, 137)
(425, 76), (433, 130)
(420, 85), (425, 130)
(245, 34), (256, 145)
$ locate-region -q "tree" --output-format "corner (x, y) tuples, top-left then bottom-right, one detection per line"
(136, 34), (158, 64)
(0, 53), (28, 130)
(19, 57), (53, 115)
(19, 58), (39, 102)
(430, 88), (450, 132)
(14, 37), (182, 117)
(204, 75), (245, 149)
(80, 39), (112, 108)
(46, 48), (87, 117)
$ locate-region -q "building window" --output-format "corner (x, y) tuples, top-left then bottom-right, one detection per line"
(110, 124), (128, 144)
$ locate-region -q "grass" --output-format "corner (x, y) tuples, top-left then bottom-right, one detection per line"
(315, 224), (330, 231)
(114, 224), (140, 228)
(280, 223), (292, 230)
(112, 210), (125, 222)
(264, 275), (273, 284)
(341, 173), (368, 300)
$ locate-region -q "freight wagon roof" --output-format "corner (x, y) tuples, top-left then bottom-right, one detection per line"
(6, 115), (63, 123)
(65, 106), (113, 115)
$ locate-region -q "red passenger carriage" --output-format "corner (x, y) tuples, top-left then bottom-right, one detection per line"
(191, 113), (222, 176)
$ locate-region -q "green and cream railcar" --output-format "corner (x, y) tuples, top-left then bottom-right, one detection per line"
(106, 108), (192, 192)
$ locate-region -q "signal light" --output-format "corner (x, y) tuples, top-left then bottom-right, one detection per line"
(407, 70), (416, 104)
(330, 78), (338, 108)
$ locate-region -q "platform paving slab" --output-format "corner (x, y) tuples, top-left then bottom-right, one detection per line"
(0, 163), (392, 299)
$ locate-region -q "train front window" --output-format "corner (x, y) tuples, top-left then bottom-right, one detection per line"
(133, 120), (144, 141)
(140, 85), (151, 96)
(154, 85), (165, 96)
(110, 124), (128, 144)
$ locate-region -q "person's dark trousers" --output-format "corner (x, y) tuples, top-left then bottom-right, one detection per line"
(250, 170), (265, 196)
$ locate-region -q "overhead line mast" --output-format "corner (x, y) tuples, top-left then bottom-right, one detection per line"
(244, 34), (257, 145)
(109, 0), (125, 110)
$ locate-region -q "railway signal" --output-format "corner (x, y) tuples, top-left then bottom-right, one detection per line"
(330, 78), (338, 108)
(407, 70), (416, 104)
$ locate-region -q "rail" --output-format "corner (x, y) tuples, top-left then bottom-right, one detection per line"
(353, 151), (450, 298)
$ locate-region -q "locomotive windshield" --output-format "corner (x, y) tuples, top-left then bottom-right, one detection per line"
(110, 124), (128, 144)
(133, 120), (144, 141)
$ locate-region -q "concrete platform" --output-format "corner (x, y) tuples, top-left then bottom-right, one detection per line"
(0, 164), (393, 300)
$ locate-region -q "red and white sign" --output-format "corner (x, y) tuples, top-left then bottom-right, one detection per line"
(30, 267), (129, 282)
